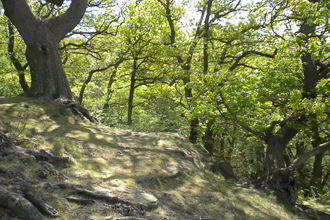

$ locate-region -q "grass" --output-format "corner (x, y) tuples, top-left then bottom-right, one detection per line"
(0, 96), (328, 220)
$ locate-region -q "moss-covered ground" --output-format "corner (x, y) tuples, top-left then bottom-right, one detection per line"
(0, 96), (328, 220)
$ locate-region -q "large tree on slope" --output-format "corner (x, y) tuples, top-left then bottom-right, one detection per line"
(1, 0), (87, 101)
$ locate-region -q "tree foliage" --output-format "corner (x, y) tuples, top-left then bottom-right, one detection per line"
(0, 0), (330, 199)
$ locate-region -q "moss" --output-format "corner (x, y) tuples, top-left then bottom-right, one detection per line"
(0, 97), (324, 220)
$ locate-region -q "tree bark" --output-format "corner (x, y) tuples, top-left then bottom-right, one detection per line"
(309, 114), (323, 193)
(127, 59), (137, 126)
(46, 0), (64, 6)
(290, 141), (330, 169)
(7, 21), (29, 92)
(103, 67), (119, 110)
(0, 186), (45, 220)
(1, 0), (87, 100)
(202, 119), (215, 155)
(265, 124), (299, 180)
(299, 21), (326, 193)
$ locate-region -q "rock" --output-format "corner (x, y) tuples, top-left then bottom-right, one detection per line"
(159, 162), (182, 178)
(111, 185), (158, 209)
(133, 173), (154, 182)
(105, 217), (149, 220)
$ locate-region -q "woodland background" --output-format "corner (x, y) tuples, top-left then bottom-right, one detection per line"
(0, 0), (329, 199)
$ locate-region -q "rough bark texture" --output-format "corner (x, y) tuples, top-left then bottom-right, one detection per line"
(299, 22), (327, 193)
(189, 118), (199, 144)
(262, 20), (326, 202)
(46, 0), (64, 6)
(0, 186), (45, 220)
(262, 123), (300, 204)
(265, 124), (299, 179)
(267, 141), (330, 204)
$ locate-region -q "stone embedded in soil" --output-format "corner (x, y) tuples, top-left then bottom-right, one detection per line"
(132, 173), (154, 182)
(111, 185), (158, 209)
(160, 162), (182, 178)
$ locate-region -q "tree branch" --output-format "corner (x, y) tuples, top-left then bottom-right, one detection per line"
(79, 57), (128, 103)
(291, 141), (330, 168)
(264, 116), (296, 135)
(210, 0), (241, 23)
(49, 0), (88, 41)
(7, 21), (29, 91)
(229, 49), (278, 71)
(218, 91), (265, 138)
(1, 0), (39, 46)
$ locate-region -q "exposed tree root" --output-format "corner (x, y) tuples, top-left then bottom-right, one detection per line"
(269, 166), (297, 205)
(58, 97), (100, 123)
(0, 131), (61, 219)
(0, 185), (45, 220)
(0, 166), (60, 219)
(1, 124), (156, 219)
(44, 182), (152, 217)
(294, 203), (330, 220)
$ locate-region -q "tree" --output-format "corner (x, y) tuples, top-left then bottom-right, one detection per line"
(213, 0), (330, 200)
(157, 0), (202, 143)
(1, 0), (87, 101)
(6, 21), (29, 92)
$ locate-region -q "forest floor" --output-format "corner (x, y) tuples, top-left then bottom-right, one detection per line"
(0, 96), (329, 220)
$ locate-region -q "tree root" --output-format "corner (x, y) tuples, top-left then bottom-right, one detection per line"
(0, 185), (45, 220)
(1, 127), (154, 219)
(268, 166), (297, 205)
(20, 184), (60, 218)
(0, 131), (61, 219)
(0, 168), (60, 219)
(45, 182), (152, 217)
(59, 98), (100, 123)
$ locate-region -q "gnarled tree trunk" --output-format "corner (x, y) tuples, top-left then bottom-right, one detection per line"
(265, 125), (299, 180)
(1, 0), (87, 101)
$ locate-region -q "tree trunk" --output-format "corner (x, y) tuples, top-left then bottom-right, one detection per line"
(202, 119), (215, 155)
(273, 140), (330, 203)
(1, 0), (87, 100)
(103, 66), (120, 110)
(309, 153), (324, 191)
(309, 114), (324, 194)
(189, 118), (199, 143)
(265, 134), (286, 179)
(127, 59), (137, 126)
(7, 21), (29, 92)
(158, 0), (203, 143)
(265, 124), (299, 180)
(25, 33), (72, 99)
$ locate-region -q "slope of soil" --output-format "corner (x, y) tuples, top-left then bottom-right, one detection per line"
(0, 96), (328, 220)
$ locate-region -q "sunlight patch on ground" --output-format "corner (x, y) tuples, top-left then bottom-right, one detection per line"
(0, 97), (322, 220)
(301, 198), (330, 213)
(66, 130), (92, 140)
